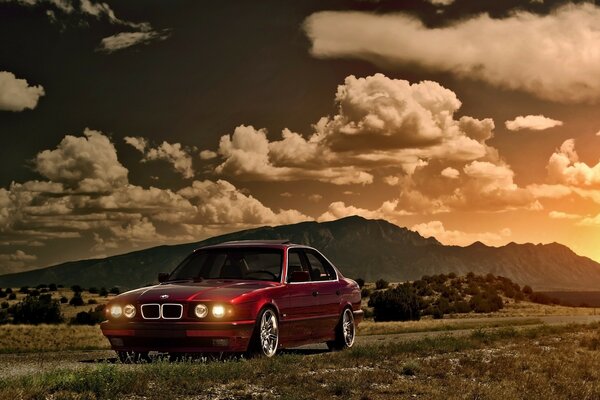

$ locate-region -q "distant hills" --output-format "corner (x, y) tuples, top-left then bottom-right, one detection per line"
(0, 216), (599, 291)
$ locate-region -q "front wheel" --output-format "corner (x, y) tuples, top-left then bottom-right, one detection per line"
(247, 308), (279, 358)
(327, 308), (355, 351)
(117, 351), (150, 364)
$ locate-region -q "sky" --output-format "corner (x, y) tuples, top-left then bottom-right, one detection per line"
(1, 0), (600, 274)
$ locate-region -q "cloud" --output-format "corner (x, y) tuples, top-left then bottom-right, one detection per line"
(441, 167), (460, 179)
(98, 30), (169, 53)
(505, 115), (563, 131)
(125, 137), (194, 179)
(199, 150), (218, 160)
(411, 220), (511, 247)
(308, 194), (323, 203)
(0, 130), (310, 269)
(35, 128), (128, 192)
(304, 4), (600, 103)
(547, 139), (600, 188)
(0, 250), (37, 272)
(549, 211), (581, 220)
(317, 200), (412, 222)
(427, 0), (454, 5)
(211, 74), (496, 186)
(578, 214), (600, 226)
(0, 71), (45, 111)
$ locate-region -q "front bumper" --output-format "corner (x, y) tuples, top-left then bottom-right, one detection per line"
(100, 320), (256, 353)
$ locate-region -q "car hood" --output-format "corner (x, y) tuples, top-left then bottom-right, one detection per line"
(129, 280), (277, 303)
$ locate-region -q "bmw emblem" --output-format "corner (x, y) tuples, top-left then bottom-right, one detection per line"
(160, 294), (169, 299)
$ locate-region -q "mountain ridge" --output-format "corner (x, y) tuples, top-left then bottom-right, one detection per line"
(0, 216), (597, 291)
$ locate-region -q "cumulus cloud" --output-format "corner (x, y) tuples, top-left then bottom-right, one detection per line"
(441, 167), (460, 179)
(304, 4), (600, 103)
(0, 129), (310, 271)
(549, 211), (581, 220)
(411, 220), (511, 247)
(35, 128), (128, 192)
(98, 30), (169, 53)
(125, 137), (194, 179)
(547, 139), (600, 188)
(317, 200), (412, 222)
(0, 71), (45, 111)
(0, 250), (37, 272)
(211, 74), (497, 186)
(505, 115), (563, 131)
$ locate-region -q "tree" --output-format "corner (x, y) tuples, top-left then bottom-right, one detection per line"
(71, 285), (83, 293)
(522, 285), (533, 295)
(368, 283), (421, 322)
(355, 278), (365, 289)
(109, 287), (120, 295)
(10, 294), (63, 324)
(69, 292), (84, 306)
(88, 287), (99, 294)
(99, 287), (108, 297)
(48, 283), (58, 291)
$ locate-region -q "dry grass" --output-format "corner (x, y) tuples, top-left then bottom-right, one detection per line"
(0, 323), (599, 399)
(357, 317), (542, 336)
(0, 324), (109, 353)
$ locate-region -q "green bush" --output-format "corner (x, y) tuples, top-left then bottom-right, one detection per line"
(375, 279), (389, 290)
(368, 283), (420, 322)
(70, 305), (106, 325)
(69, 292), (84, 306)
(9, 294), (63, 324)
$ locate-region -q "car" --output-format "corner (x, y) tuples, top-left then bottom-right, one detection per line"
(100, 240), (363, 362)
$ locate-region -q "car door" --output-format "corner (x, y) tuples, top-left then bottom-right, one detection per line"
(280, 249), (318, 342)
(304, 249), (342, 338)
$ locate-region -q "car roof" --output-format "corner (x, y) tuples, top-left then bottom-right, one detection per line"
(198, 240), (310, 250)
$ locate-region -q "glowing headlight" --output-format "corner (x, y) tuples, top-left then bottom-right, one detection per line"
(212, 305), (226, 318)
(123, 304), (136, 319)
(110, 305), (123, 318)
(194, 304), (208, 318)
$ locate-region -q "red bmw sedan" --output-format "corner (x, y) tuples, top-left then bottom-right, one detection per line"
(100, 240), (363, 361)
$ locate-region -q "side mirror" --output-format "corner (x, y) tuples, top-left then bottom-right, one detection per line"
(289, 271), (310, 283)
(158, 272), (170, 283)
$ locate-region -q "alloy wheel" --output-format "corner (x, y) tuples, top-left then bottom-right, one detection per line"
(259, 309), (279, 357)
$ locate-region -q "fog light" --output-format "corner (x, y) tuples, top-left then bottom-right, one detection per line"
(110, 305), (122, 318)
(213, 338), (229, 347)
(212, 305), (225, 318)
(194, 304), (208, 318)
(123, 304), (136, 319)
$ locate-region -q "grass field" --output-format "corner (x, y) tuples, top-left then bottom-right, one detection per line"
(1, 323), (599, 399)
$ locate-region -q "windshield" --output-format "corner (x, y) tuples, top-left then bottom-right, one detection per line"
(168, 247), (283, 282)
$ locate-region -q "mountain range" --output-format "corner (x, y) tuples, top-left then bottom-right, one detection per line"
(0, 216), (598, 291)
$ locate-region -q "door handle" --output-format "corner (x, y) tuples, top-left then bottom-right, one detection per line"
(312, 291), (319, 297)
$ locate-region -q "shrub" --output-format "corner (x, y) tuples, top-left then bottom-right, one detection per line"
(36, 284), (47, 289)
(8, 293), (16, 300)
(60, 296), (68, 304)
(431, 307), (444, 319)
(88, 299), (98, 305)
(355, 278), (365, 289)
(368, 283), (420, 322)
(109, 287), (120, 295)
(88, 287), (99, 294)
(19, 286), (29, 294)
(69, 292), (84, 306)
(48, 283), (58, 291)
(70, 305), (105, 325)
(453, 300), (471, 314)
(5, 288), (12, 294)
(375, 279), (389, 290)
(99, 287), (108, 297)
(71, 285), (83, 293)
(522, 285), (533, 295)
(1, 301), (8, 309)
(29, 289), (40, 297)
(361, 288), (371, 298)
(0, 289), (5, 298)
(448, 272), (457, 279)
(9, 294), (63, 324)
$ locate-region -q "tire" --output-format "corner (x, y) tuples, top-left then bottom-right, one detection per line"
(117, 351), (150, 364)
(247, 307), (279, 358)
(327, 308), (356, 351)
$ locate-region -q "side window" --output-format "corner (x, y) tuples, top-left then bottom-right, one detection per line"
(305, 251), (337, 281)
(286, 250), (308, 282)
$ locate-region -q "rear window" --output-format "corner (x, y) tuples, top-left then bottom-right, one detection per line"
(169, 247), (283, 282)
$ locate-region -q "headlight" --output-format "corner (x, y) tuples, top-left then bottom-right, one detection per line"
(212, 305), (225, 318)
(194, 304), (208, 318)
(123, 304), (136, 319)
(110, 305), (122, 318)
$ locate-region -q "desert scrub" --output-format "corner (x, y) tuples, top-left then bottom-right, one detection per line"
(0, 324), (108, 353)
(1, 323), (600, 400)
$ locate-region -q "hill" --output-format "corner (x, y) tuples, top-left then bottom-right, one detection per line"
(0, 216), (599, 290)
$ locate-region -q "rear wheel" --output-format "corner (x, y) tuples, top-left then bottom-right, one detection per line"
(327, 308), (355, 351)
(247, 308), (279, 358)
(117, 351), (150, 364)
